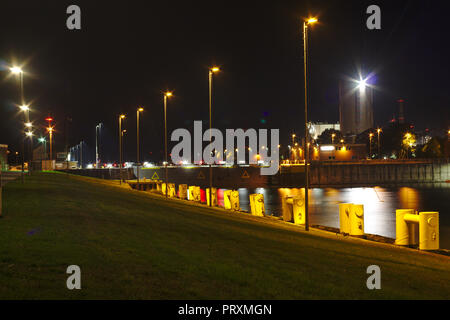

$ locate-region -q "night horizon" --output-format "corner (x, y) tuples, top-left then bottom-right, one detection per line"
(1, 0), (449, 164)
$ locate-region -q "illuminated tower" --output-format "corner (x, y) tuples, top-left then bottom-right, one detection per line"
(339, 79), (374, 137)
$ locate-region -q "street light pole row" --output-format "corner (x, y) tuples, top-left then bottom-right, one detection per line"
(120, 67), (219, 196)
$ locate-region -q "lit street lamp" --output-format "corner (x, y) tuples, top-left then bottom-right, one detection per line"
(377, 128), (382, 158)
(95, 123), (103, 168)
(302, 16), (318, 231)
(46, 117), (54, 161)
(369, 133), (374, 158)
(10, 67), (25, 109)
(208, 67), (220, 206)
(331, 133), (336, 144)
(26, 131), (34, 173)
(119, 115), (126, 183)
(163, 92), (172, 197)
(137, 107), (144, 186)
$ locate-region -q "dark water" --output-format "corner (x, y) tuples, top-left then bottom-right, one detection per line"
(213, 186), (450, 249)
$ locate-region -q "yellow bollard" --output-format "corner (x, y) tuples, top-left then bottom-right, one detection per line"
(230, 190), (240, 211)
(349, 204), (364, 236)
(396, 210), (439, 250)
(188, 186), (194, 201)
(161, 183), (167, 195)
(191, 186), (201, 202)
(224, 190), (232, 209)
(249, 194), (256, 214)
(339, 203), (353, 234)
(179, 184), (188, 200)
(206, 188), (217, 206)
(282, 197), (294, 222)
(156, 182), (162, 193)
(168, 183), (176, 198)
(253, 193), (265, 217)
(418, 212), (439, 250)
(285, 196), (305, 225)
(395, 209), (418, 246)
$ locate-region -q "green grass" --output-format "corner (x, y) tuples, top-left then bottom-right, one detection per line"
(0, 172), (449, 299)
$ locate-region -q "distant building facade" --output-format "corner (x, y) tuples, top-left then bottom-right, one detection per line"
(318, 144), (367, 161)
(308, 122), (340, 140)
(339, 79), (374, 138)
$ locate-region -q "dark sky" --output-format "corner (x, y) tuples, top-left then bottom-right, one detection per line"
(1, 0), (449, 163)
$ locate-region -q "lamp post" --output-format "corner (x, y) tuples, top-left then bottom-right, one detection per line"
(164, 92), (172, 197)
(119, 115), (125, 184)
(137, 108), (144, 186)
(291, 134), (296, 162)
(331, 133), (336, 144)
(25, 123), (33, 173)
(369, 133), (374, 158)
(377, 128), (382, 158)
(25, 130), (33, 172)
(79, 141), (84, 169)
(45, 117), (54, 161)
(208, 67), (220, 206)
(9, 67), (26, 182)
(302, 17), (317, 232)
(19, 105), (29, 181)
(96, 123), (103, 168)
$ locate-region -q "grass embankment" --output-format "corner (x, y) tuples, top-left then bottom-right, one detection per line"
(0, 172), (449, 299)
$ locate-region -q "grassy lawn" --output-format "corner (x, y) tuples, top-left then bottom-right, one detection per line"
(0, 172), (449, 299)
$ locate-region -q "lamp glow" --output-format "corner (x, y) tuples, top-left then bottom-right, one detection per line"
(10, 67), (23, 74)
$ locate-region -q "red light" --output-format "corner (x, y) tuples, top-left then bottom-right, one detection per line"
(397, 99), (404, 103)
(45, 117), (54, 122)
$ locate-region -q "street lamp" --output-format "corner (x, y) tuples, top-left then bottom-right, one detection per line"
(10, 67), (25, 108)
(45, 117), (54, 161)
(47, 126), (54, 162)
(357, 78), (367, 92)
(119, 114), (126, 183)
(19, 105), (29, 112)
(137, 107), (144, 186)
(331, 133), (336, 144)
(302, 16), (318, 231)
(95, 123), (103, 168)
(164, 92), (172, 197)
(208, 66), (220, 206)
(369, 133), (374, 158)
(9, 67), (26, 182)
(377, 128), (382, 158)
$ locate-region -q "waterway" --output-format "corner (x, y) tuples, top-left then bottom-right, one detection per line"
(212, 186), (450, 249)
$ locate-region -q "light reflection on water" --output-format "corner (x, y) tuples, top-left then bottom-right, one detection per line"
(215, 186), (450, 249)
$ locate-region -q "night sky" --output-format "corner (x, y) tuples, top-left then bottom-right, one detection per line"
(1, 0), (449, 163)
